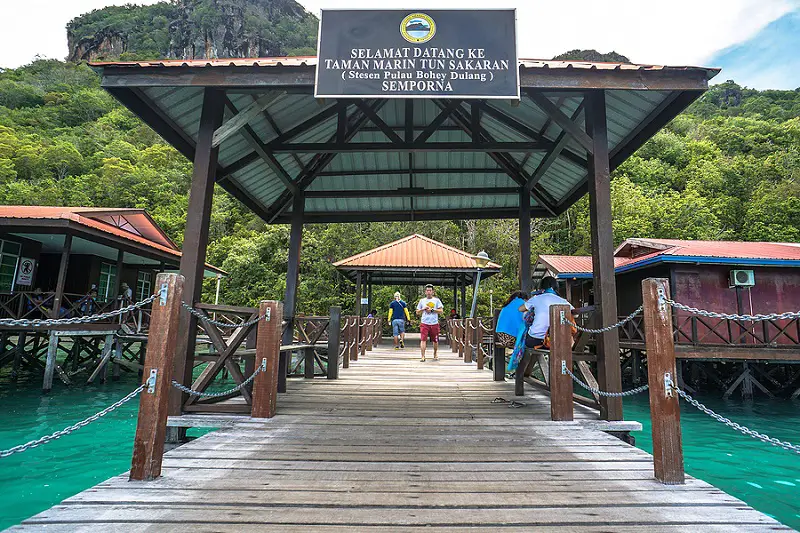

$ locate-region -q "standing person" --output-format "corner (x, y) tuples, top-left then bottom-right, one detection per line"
(416, 284), (443, 362)
(388, 292), (411, 350)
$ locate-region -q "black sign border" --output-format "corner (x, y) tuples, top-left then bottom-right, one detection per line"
(313, 8), (520, 100)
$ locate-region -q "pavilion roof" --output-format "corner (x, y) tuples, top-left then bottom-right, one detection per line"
(91, 57), (718, 224)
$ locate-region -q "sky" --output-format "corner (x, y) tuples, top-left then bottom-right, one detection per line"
(1, 0), (798, 87)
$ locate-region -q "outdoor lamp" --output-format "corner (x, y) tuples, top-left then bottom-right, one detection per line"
(470, 251), (491, 318)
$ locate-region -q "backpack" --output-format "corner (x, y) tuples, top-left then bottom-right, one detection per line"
(540, 315), (577, 350)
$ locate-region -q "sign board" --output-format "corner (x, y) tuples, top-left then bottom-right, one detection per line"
(16, 257), (34, 286)
(316, 9), (519, 99)
(360, 298), (370, 305)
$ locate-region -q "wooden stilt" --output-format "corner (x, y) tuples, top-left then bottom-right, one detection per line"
(43, 332), (58, 393)
(130, 273), (184, 481)
(642, 278), (684, 484)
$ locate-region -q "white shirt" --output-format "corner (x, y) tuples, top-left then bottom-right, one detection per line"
(416, 297), (443, 325)
(524, 291), (573, 339)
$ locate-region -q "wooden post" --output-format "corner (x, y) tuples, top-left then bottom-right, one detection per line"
(304, 347), (315, 378)
(130, 273), (184, 481)
(327, 306), (341, 379)
(42, 332), (58, 393)
(280, 193), (304, 393)
(51, 234), (73, 319)
(464, 318), (473, 363)
(493, 310), (505, 382)
(170, 88), (224, 419)
(342, 316), (351, 369)
(359, 317), (367, 357)
(251, 300), (281, 418)
(549, 304), (574, 421)
(349, 316), (359, 363)
(475, 317), (484, 369)
(519, 189), (532, 293)
(354, 271), (362, 317)
(113, 249), (124, 305)
(642, 278), (685, 484)
(451, 320), (458, 353)
(457, 321), (465, 361)
(366, 318), (374, 352)
(586, 89), (623, 421)
(460, 277), (466, 319)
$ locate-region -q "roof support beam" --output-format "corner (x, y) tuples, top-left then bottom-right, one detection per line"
(316, 167), (503, 177)
(526, 101), (585, 191)
(528, 91), (594, 154)
(212, 91), (285, 148)
(304, 187), (520, 198)
(223, 97), (299, 195)
(415, 100), (461, 143)
(354, 100), (404, 144)
(256, 96), (304, 169)
(267, 101), (345, 146)
(265, 141), (550, 153)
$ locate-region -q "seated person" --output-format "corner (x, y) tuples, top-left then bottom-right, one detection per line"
(518, 276), (573, 349)
(495, 291), (529, 349)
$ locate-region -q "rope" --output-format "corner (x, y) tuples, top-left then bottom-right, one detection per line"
(182, 303), (268, 329)
(563, 364), (649, 397)
(674, 386), (800, 454)
(171, 365), (262, 398)
(566, 305), (643, 334)
(661, 295), (800, 322)
(0, 385), (145, 458)
(0, 293), (159, 328)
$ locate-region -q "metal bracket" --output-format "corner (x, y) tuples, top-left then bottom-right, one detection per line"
(657, 287), (666, 311)
(559, 310), (565, 325)
(260, 358), (267, 371)
(561, 360), (567, 375)
(146, 369), (158, 394)
(664, 372), (673, 397)
(265, 308), (271, 321)
(159, 282), (169, 306)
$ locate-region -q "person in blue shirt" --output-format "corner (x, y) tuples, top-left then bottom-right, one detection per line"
(387, 292), (411, 349)
(495, 290), (529, 349)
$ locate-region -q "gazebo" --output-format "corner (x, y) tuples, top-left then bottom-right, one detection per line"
(90, 53), (718, 421)
(334, 234), (501, 316)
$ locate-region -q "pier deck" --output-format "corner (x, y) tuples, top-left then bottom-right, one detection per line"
(8, 341), (790, 531)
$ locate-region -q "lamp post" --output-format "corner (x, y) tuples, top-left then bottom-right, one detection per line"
(470, 251), (490, 318)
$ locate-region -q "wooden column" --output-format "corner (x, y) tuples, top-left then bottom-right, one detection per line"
(453, 278), (458, 313)
(280, 193), (304, 392)
(350, 316), (360, 362)
(492, 309), (505, 381)
(643, 278), (685, 484)
(342, 316), (352, 369)
(463, 319), (473, 363)
(549, 304), (574, 421)
(354, 271), (362, 318)
(51, 234), (73, 319)
(475, 317), (484, 369)
(130, 273), (184, 481)
(460, 277), (466, 318)
(252, 301), (282, 418)
(113, 249), (124, 303)
(327, 306), (341, 379)
(586, 89), (623, 421)
(170, 88), (224, 419)
(304, 347), (315, 378)
(42, 333), (59, 393)
(519, 190), (532, 293)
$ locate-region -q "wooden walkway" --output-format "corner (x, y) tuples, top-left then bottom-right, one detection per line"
(9, 339), (790, 531)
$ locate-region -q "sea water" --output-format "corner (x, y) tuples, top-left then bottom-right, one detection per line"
(1, 371), (799, 530)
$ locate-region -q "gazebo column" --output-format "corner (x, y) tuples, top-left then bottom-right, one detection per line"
(519, 189), (532, 292)
(280, 192), (304, 391)
(169, 88), (225, 420)
(586, 90), (623, 421)
(367, 274), (373, 311)
(354, 271), (362, 317)
(452, 275), (458, 312)
(460, 275), (466, 318)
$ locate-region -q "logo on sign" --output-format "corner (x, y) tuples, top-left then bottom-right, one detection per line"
(400, 13), (436, 43)
(16, 258), (34, 286)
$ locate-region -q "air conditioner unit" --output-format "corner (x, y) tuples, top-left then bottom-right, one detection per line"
(730, 269), (755, 287)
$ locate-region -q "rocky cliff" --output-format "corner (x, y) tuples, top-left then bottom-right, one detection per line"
(67, 0), (318, 62)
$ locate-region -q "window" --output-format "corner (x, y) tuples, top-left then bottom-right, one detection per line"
(98, 263), (117, 302)
(136, 271), (151, 301)
(0, 240), (21, 292)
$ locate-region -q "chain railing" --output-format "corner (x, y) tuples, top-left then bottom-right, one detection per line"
(565, 305), (644, 334)
(670, 384), (800, 454)
(181, 302), (268, 329)
(171, 361), (264, 398)
(0, 384), (145, 458)
(660, 294), (800, 322)
(0, 293), (159, 328)
(561, 361), (649, 397)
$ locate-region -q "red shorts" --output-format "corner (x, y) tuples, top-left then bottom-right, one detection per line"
(420, 323), (440, 342)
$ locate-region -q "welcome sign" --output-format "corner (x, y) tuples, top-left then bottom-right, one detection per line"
(315, 9), (519, 99)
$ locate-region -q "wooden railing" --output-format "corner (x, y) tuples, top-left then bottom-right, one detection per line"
(445, 317), (494, 369)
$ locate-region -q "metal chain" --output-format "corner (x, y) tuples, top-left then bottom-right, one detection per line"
(182, 302), (267, 329)
(563, 365), (649, 397)
(0, 384), (145, 458)
(0, 293), (159, 328)
(171, 365), (262, 398)
(674, 387), (800, 454)
(661, 296), (800, 322)
(566, 305), (643, 334)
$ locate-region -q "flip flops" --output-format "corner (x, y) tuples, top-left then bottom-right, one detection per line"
(491, 397), (527, 408)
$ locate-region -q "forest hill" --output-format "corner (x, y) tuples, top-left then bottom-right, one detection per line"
(323, 58), (510, 71)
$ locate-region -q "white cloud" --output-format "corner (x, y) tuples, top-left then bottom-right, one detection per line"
(0, 0), (162, 69)
(0, 0), (796, 68)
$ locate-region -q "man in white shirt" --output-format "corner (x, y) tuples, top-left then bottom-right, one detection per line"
(416, 284), (443, 362)
(516, 276), (573, 394)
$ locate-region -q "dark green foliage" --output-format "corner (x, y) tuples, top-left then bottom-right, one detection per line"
(0, 57), (798, 316)
(551, 49), (631, 63)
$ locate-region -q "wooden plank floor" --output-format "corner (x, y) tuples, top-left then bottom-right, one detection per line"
(9, 338), (791, 532)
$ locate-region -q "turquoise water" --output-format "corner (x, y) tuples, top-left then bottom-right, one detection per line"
(1, 370), (799, 530)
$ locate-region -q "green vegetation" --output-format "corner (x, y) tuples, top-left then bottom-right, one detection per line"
(0, 57), (798, 314)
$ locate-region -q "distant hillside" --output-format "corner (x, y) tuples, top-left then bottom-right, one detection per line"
(66, 0), (318, 62)
(552, 49), (631, 63)
(708, 10), (800, 90)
